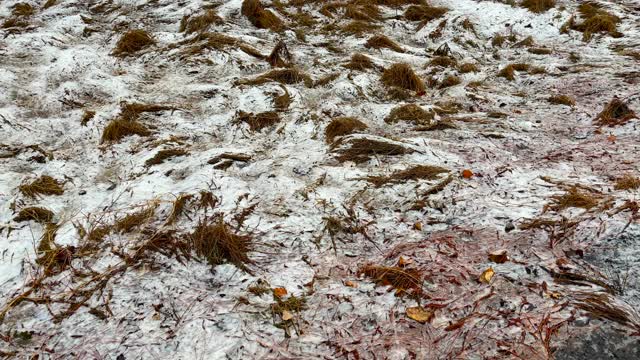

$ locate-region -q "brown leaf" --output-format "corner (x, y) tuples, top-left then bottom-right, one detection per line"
(479, 267), (495, 284)
(406, 306), (433, 323)
(488, 250), (508, 264)
(344, 280), (358, 288)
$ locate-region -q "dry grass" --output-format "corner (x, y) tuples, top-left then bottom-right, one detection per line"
(458, 63), (479, 73)
(341, 20), (380, 36)
(12, 3), (34, 17)
(120, 103), (173, 121)
(273, 85), (291, 111)
(313, 72), (340, 88)
(614, 174), (640, 191)
(325, 117), (368, 143)
(240, 68), (313, 87)
(528, 47), (553, 55)
(267, 40), (292, 67)
(547, 187), (600, 211)
(344, 53), (376, 71)
(333, 136), (415, 163)
(381, 63), (426, 93)
(190, 219), (254, 273)
(235, 111), (281, 131)
(14, 207), (54, 223)
(548, 95), (576, 106)
(365, 35), (404, 53)
(180, 10), (222, 34)
(80, 110), (96, 126)
(363, 165), (449, 187)
(44, 0), (56, 9)
(566, 3), (621, 41)
(2, 17), (29, 29)
(520, 0), (555, 13)
(101, 119), (151, 143)
(498, 63), (530, 81)
(385, 104), (433, 125)
(574, 293), (637, 327)
(404, 4), (448, 22)
(241, 0), (284, 32)
(345, 3), (382, 22)
(594, 98), (637, 127)
(430, 56), (457, 68)
(145, 148), (189, 166)
(112, 30), (155, 57)
(359, 265), (423, 296)
(19, 176), (64, 198)
(166, 194), (194, 225)
(440, 75), (461, 88)
(115, 206), (156, 233)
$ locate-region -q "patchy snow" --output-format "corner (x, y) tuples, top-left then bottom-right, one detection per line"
(1, 0), (640, 358)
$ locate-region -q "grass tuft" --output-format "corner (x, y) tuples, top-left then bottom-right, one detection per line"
(440, 75), (461, 88)
(341, 20), (380, 36)
(19, 176), (64, 198)
(267, 40), (292, 67)
(520, 0), (555, 13)
(594, 98), (637, 127)
(240, 68), (313, 87)
(385, 104), (433, 125)
(12, 3), (35, 17)
(359, 265), (423, 296)
(404, 4), (448, 22)
(180, 10), (222, 34)
(614, 174), (640, 191)
(363, 165), (449, 187)
(115, 206), (156, 233)
(547, 187), (600, 211)
(548, 95), (575, 106)
(14, 207), (54, 223)
(381, 63), (426, 93)
(101, 119), (150, 143)
(241, 0), (284, 32)
(430, 56), (457, 68)
(112, 30), (155, 57)
(344, 53), (376, 71)
(325, 117), (368, 143)
(145, 148), (189, 166)
(332, 136), (415, 163)
(235, 111), (281, 131)
(190, 219), (254, 273)
(365, 35), (404, 53)
(81, 110), (96, 126)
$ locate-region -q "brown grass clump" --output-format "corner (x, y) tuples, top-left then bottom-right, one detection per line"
(273, 85), (291, 111)
(344, 53), (376, 71)
(120, 102), (173, 121)
(458, 63), (479, 73)
(520, 0), (555, 13)
(2, 17), (29, 29)
(614, 174), (640, 191)
(364, 165), (449, 187)
(325, 117), (368, 143)
(235, 111), (280, 131)
(548, 95), (576, 106)
(567, 3), (621, 41)
(180, 10), (222, 34)
(345, 3), (382, 22)
(341, 20), (380, 36)
(404, 4), (448, 22)
(267, 40), (292, 67)
(87, 225), (110, 243)
(44, 0), (57, 9)
(240, 68), (313, 87)
(385, 104), (433, 125)
(381, 63), (425, 93)
(166, 194), (194, 225)
(594, 98), (637, 127)
(333, 136), (415, 163)
(80, 110), (96, 126)
(101, 119), (150, 143)
(528, 47), (553, 55)
(145, 148), (189, 166)
(430, 56), (457, 68)
(112, 30), (155, 57)
(359, 265), (423, 296)
(115, 206), (156, 233)
(19, 175), (64, 198)
(498, 63), (530, 81)
(365, 35), (404, 53)
(12, 3), (35, 17)
(313, 73), (340, 88)
(440, 75), (461, 88)
(190, 219), (253, 273)
(547, 187), (600, 211)
(14, 207), (54, 223)
(241, 0), (284, 32)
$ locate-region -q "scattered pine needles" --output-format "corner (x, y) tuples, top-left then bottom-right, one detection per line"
(594, 98), (637, 126)
(19, 176), (64, 198)
(14, 207), (54, 223)
(190, 219), (254, 273)
(363, 165), (449, 187)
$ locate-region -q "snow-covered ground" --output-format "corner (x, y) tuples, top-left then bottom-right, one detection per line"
(1, 0), (639, 358)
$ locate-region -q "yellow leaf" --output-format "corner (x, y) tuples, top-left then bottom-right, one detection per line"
(479, 267), (495, 284)
(282, 310), (294, 321)
(406, 306), (433, 323)
(413, 222), (423, 231)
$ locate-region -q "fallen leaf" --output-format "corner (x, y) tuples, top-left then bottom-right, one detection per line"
(413, 222), (423, 231)
(607, 134), (616, 143)
(273, 287), (287, 298)
(479, 267), (495, 284)
(344, 280), (358, 288)
(462, 169), (474, 179)
(406, 306), (433, 323)
(282, 310), (293, 321)
(445, 319), (466, 331)
(397, 256), (412, 267)
(488, 250), (508, 264)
